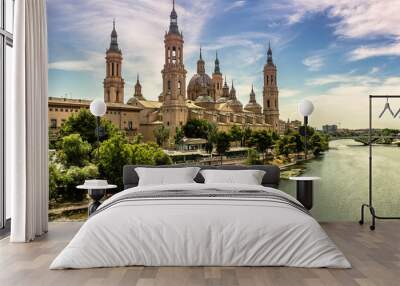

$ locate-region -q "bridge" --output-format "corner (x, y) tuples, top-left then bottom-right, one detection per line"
(330, 136), (398, 145)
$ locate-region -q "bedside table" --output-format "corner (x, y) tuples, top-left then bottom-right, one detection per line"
(289, 177), (320, 210)
(77, 183), (117, 215)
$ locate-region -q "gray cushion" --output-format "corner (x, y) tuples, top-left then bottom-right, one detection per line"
(123, 165), (280, 190)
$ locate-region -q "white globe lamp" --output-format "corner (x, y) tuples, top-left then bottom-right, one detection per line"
(298, 99), (315, 160)
(90, 99), (107, 117)
(298, 99), (314, 117)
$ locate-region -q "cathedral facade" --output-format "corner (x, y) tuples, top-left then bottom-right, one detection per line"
(48, 0), (280, 145)
(127, 0), (280, 142)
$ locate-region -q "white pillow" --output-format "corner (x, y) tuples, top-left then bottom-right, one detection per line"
(135, 167), (200, 186)
(200, 169), (266, 185)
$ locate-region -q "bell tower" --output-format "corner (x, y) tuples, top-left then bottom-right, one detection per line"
(263, 42), (279, 131)
(161, 0), (188, 136)
(134, 74), (145, 100)
(103, 20), (125, 104)
(212, 51), (223, 101)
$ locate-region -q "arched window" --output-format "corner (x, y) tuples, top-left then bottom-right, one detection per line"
(267, 100), (270, 108)
(112, 63), (115, 76)
(172, 47), (176, 64)
(167, 47), (171, 63)
(266, 75), (269, 85)
(116, 91), (119, 102)
(178, 81), (181, 94)
(271, 76), (274, 84)
(168, 80), (171, 91)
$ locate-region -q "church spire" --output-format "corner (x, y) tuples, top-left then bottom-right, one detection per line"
(109, 19), (120, 53)
(134, 73), (144, 100)
(169, 0), (179, 35)
(197, 46), (205, 74)
(214, 50), (221, 74)
(230, 80), (237, 100)
(249, 84), (256, 103)
(267, 41), (273, 65)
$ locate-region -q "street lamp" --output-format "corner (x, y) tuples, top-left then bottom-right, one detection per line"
(298, 99), (314, 160)
(90, 99), (107, 160)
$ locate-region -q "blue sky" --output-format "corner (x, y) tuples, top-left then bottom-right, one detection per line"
(47, 0), (400, 129)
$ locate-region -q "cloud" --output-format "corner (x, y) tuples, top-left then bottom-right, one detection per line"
(49, 61), (94, 72)
(224, 1), (246, 12)
(302, 55), (324, 71)
(306, 73), (380, 86)
(47, 0), (216, 100)
(349, 42), (400, 61)
(369, 67), (380, 74)
(280, 88), (300, 98)
(280, 71), (400, 129)
(278, 0), (400, 61)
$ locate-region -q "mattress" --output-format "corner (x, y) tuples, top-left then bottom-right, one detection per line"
(50, 183), (351, 269)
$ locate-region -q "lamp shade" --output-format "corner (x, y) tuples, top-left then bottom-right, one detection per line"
(298, 99), (314, 117)
(90, 99), (107, 117)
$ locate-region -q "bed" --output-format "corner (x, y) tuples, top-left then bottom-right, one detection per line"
(50, 165), (350, 269)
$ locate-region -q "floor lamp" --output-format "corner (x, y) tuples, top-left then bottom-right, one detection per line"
(90, 99), (107, 161)
(298, 99), (314, 160)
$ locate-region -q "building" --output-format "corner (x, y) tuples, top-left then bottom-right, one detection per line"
(323, 124), (338, 134)
(48, 0), (281, 144)
(48, 20), (141, 138)
(127, 1), (279, 142)
(278, 119), (303, 134)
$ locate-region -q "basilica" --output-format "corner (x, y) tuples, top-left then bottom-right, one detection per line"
(124, 1), (279, 141)
(48, 0), (280, 144)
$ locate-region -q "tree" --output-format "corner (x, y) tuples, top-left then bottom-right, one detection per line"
(249, 130), (272, 161)
(245, 148), (262, 165)
(59, 109), (117, 146)
(205, 123), (218, 155)
(292, 132), (304, 154)
(174, 127), (185, 148)
(242, 126), (253, 147)
(271, 131), (280, 142)
(98, 133), (132, 188)
(275, 135), (296, 158)
(131, 133), (144, 145)
(215, 132), (231, 165)
(182, 119), (211, 139)
(129, 142), (172, 165)
(309, 132), (329, 156)
(58, 134), (91, 167)
(153, 125), (170, 147)
(229, 125), (243, 147)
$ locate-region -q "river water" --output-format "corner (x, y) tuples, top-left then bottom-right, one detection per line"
(279, 139), (400, 222)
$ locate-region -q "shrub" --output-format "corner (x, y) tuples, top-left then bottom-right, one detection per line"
(246, 148), (263, 165)
(49, 162), (99, 202)
(58, 134), (91, 167)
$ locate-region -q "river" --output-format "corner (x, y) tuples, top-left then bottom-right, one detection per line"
(279, 139), (400, 222)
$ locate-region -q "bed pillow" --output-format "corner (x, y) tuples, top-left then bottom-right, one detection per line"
(200, 169), (266, 185)
(135, 167), (201, 186)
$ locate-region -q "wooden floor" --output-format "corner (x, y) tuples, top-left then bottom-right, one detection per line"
(0, 221), (399, 286)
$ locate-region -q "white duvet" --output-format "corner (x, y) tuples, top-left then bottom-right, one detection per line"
(50, 183), (351, 269)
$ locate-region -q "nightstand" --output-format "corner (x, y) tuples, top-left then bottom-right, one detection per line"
(289, 177), (320, 210)
(77, 182), (117, 215)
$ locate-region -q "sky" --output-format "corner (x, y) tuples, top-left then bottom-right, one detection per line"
(47, 0), (400, 129)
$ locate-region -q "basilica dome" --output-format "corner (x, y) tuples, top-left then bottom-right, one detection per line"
(187, 73), (213, 91)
